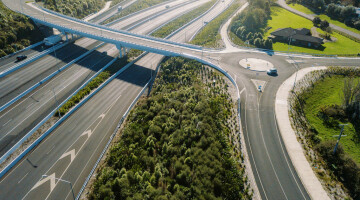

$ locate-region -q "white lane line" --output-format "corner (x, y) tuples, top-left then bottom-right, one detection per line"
(2, 119), (12, 127)
(0, 57), (107, 140)
(26, 103), (34, 110)
(240, 87), (245, 95)
(18, 172), (29, 184)
(46, 146), (55, 155)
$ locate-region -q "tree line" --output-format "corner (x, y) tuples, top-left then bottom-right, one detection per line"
(0, 2), (43, 58)
(230, 0), (273, 49)
(35, 0), (105, 19)
(88, 57), (252, 199)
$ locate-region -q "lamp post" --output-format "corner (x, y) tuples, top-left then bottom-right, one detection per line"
(333, 124), (348, 154)
(41, 175), (75, 200)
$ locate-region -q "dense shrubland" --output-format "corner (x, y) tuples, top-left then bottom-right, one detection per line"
(230, 0), (273, 49)
(289, 67), (360, 199)
(88, 57), (252, 199)
(35, 0), (105, 19)
(0, 2), (43, 58)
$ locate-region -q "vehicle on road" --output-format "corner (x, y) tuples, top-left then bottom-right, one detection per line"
(44, 35), (62, 46)
(118, 6), (122, 12)
(16, 55), (27, 62)
(267, 67), (278, 75)
(166, 5), (170, 8)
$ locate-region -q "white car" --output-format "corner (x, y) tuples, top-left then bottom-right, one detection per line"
(267, 68), (277, 75)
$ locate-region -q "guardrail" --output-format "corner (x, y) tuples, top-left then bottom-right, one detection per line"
(105, 0), (178, 26)
(0, 41), (44, 61)
(36, 4), (203, 50)
(0, 43), (105, 113)
(126, 0), (198, 31)
(0, 56), (118, 178)
(75, 53), (151, 200)
(0, 41), (67, 78)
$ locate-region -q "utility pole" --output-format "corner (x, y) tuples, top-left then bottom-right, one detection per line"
(333, 124), (348, 154)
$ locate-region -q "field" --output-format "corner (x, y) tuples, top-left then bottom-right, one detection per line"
(265, 6), (360, 55)
(288, 3), (360, 35)
(302, 75), (360, 164)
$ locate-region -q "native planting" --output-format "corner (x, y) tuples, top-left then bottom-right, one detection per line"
(88, 57), (252, 199)
(35, 0), (105, 19)
(289, 67), (360, 199)
(0, 2), (43, 58)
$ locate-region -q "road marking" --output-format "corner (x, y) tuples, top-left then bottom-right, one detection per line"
(31, 173), (56, 191)
(240, 88), (245, 95)
(46, 145), (55, 155)
(26, 103), (34, 110)
(2, 119), (12, 127)
(18, 172), (28, 184)
(81, 129), (92, 137)
(59, 149), (75, 162)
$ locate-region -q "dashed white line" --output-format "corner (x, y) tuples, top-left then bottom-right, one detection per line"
(18, 173), (28, 184)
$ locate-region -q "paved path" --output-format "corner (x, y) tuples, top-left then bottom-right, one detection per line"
(275, 66), (330, 200)
(277, 0), (360, 40)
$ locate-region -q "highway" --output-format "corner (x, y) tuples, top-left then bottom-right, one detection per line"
(0, 0), (222, 199)
(0, 0), (200, 157)
(1, 0), (359, 199)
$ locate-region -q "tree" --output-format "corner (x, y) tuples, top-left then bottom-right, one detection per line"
(340, 6), (356, 21)
(313, 16), (322, 27)
(354, 20), (360, 30)
(320, 20), (330, 30)
(254, 38), (262, 48)
(312, 0), (325, 11)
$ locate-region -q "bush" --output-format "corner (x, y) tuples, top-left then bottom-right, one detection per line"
(316, 141), (360, 198)
(313, 16), (322, 27)
(320, 20), (330, 30)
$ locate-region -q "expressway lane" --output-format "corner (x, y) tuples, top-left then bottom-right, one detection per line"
(0, 0), (233, 199)
(0, 0), (203, 157)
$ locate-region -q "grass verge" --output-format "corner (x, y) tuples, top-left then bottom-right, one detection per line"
(151, 0), (216, 38)
(190, 0), (243, 48)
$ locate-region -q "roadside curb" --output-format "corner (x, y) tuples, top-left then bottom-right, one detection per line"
(275, 67), (330, 200)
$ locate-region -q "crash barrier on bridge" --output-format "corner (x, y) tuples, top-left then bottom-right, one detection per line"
(0, 41), (44, 61)
(36, 5), (203, 50)
(0, 43), (105, 113)
(0, 42), (68, 78)
(189, 0), (235, 41)
(126, 0), (199, 31)
(0, 56), (119, 178)
(105, 0), (178, 26)
(76, 53), (153, 199)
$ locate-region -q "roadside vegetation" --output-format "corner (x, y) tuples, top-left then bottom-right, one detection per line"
(190, 0), (243, 48)
(35, 0), (105, 19)
(230, 0), (274, 49)
(286, 0), (360, 32)
(104, 0), (168, 24)
(0, 2), (43, 58)
(110, 0), (127, 6)
(151, 0), (216, 38)
(289, 67), (360, 199)
(55, 57), (129, 116)
(88, 57), (252, 199)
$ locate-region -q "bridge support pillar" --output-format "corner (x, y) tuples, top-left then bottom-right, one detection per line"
(117, 44), (124, 58)
(62, 31), (68, 41)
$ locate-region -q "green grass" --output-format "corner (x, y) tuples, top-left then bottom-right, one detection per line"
(266, 6), (360, 55)
(151, 0), (216, 38)
(303, 75), (360, 164)
(289, 3), (360, 35)
(190, 0), (243, 48)
(288, 3), (314, 14)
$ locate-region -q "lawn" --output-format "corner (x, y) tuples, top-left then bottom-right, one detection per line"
(303, 75), (360, 165)
(266, 6), (360, 55)
(289, 3), (360, 35)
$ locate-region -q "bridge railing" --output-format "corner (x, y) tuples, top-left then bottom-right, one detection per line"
(35, 4), (203, 50)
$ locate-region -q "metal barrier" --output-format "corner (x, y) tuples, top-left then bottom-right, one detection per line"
(0, 42), (68, 78)
(0, 56), (118, 178)
(0, 41), (44, 60)
(0, 43), (105, 113)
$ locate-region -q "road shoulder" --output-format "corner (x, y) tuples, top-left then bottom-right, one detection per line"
(275, 66), (330, 200)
